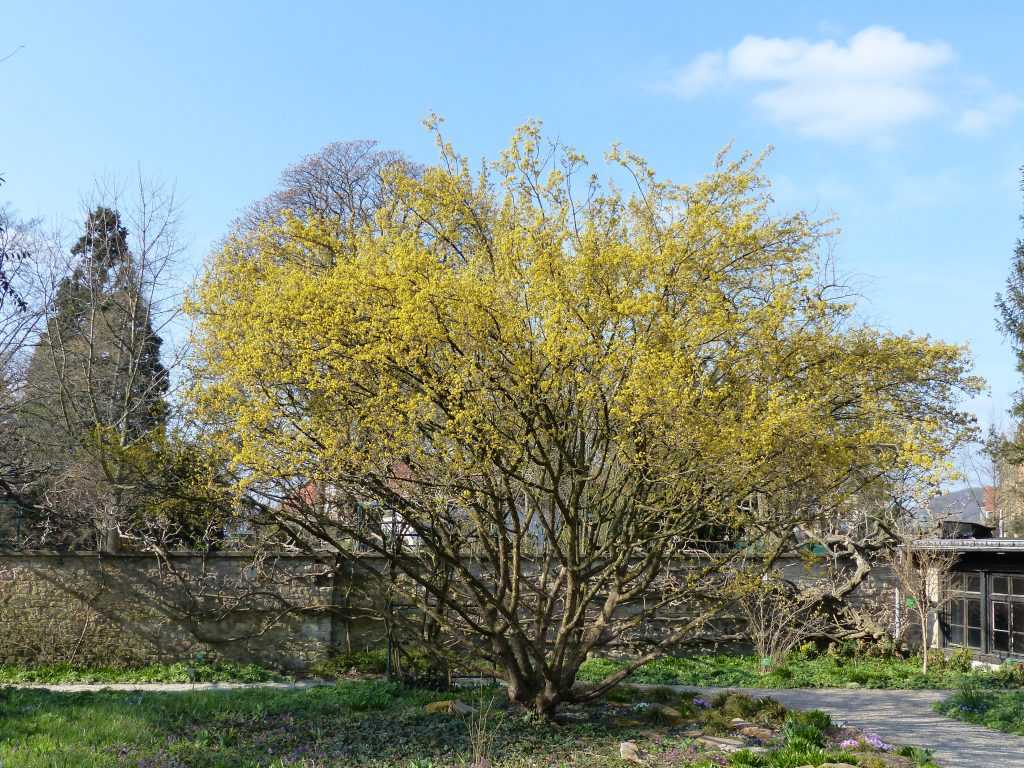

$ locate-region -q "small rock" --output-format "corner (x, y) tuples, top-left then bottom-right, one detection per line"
(645, 703), (685, 723)
(696, 735), (747, 752)
(613, 717), (643, 728)
(738, 725), (775, 741)
(423, 699), (476, 715)
(620, 740), (646, 764)
(451, 700), (477, 715)
(554, 709), (589, 723)
(843, 682), (862, 689)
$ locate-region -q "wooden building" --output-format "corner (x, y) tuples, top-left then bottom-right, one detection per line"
(916, 536), (1024, 660)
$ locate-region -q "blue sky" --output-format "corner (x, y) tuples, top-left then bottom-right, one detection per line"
(2, 1), (1023, 433)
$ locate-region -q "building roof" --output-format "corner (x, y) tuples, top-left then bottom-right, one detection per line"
(927, 486), (992, 525)
(914, 538), (1024, 552)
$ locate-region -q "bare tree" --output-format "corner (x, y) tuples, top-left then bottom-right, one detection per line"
(0, 210), (48, 527)
(17, 176), (187, 551)
(237, 140), (418, 241)
(886, 538), (959, 673)
(739, 576), (832, 672)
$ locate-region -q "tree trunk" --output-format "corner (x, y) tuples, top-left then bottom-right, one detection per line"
(920, 611), (929, 674)
(500, 662), (572, 719)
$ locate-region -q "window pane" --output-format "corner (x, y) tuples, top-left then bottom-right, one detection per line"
(967, 574), (982, 593)
(968, 628), (982, 649)
(968, 599), (982, 628)
(949, 624), (964, 645)
(995, 602), (1010, 631)
(1014, 605), (1024, 634)
(1013, 577), (1024, 596)
(950, 600), (964, 627)
(950, 573), (963, 590)
(994, 631), (1010, 652)
(995, 576), (1010, 595)
(1015, 634), (1024, 654)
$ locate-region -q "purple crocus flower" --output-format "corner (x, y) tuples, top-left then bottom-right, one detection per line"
(864, 732), (894, 752)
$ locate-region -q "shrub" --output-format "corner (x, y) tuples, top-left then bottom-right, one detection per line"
(781, 709), (831, 748)
(309, 650), (388, 678)
(948, 648), (973, 673)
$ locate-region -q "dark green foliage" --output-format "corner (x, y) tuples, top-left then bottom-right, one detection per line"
(28, 206), (169, 442)
(0, 680), (941, 768)
(0, 661), (284, 685)
(578, 650), (1017, 690)
(893, 744), (942, 768)
(781, 709), (831, 747)
(309, 649), (389, 677)
(16, 206), (171, 544)
(935, 687), (1024, 735)
(997, 168), (1024, 419)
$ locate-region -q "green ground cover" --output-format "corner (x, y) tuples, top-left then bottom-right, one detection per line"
(0, 660), (285, 685)
(0, 680), (938, 768)
(578, 649), (1024, 690)
(934, 687), (1024, 735)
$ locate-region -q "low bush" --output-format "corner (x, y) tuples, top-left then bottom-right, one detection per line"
(935, 688), (1024, 735)
(308, 649), (388, 678)
(578, 650), (1016, 690)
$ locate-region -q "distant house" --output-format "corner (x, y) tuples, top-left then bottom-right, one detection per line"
(927, 486), (995, 528)
(917, 487), (1024, 660)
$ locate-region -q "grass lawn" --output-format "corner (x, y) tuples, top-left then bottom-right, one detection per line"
(578, 651), (1023, 690)
(0, 680), (939, 768)
(934, 688), (1024, 735)
(0, 661), (286, 685)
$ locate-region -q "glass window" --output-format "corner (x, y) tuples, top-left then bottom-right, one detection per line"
(994, 576), (1010, 595)
(1013, 577), (1024, 596)
(995, 601), (1010, 632)
(946, 574), (986, 650)
(1015, 606), (1024, 635)
(951, 600), (964, 627)
(949, 624), (964, 645)
(968, 599), (982, 628)
(995, 632), (1010, 652)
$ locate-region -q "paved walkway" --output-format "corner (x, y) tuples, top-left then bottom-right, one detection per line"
(681, 686), (1024, 768)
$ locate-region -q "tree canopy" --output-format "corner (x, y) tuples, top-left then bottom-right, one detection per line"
(17, 205), (171, 548)
(190, 122), (979, 714)
(998, 168), (1024, 421)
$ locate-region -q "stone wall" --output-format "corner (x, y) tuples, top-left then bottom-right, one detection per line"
(0, 551), (915, 670)
(0, 551), (384, 670)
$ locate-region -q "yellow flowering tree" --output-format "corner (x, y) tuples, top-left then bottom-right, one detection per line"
(189, 121), (978, 714)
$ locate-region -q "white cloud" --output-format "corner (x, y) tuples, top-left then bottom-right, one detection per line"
(663, 51), (724, 98)
(955, 94), (1022, 136)
(663, 26), (969, 141)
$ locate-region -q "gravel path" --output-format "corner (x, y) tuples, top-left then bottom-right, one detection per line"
(680, 686), (1024, 768)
